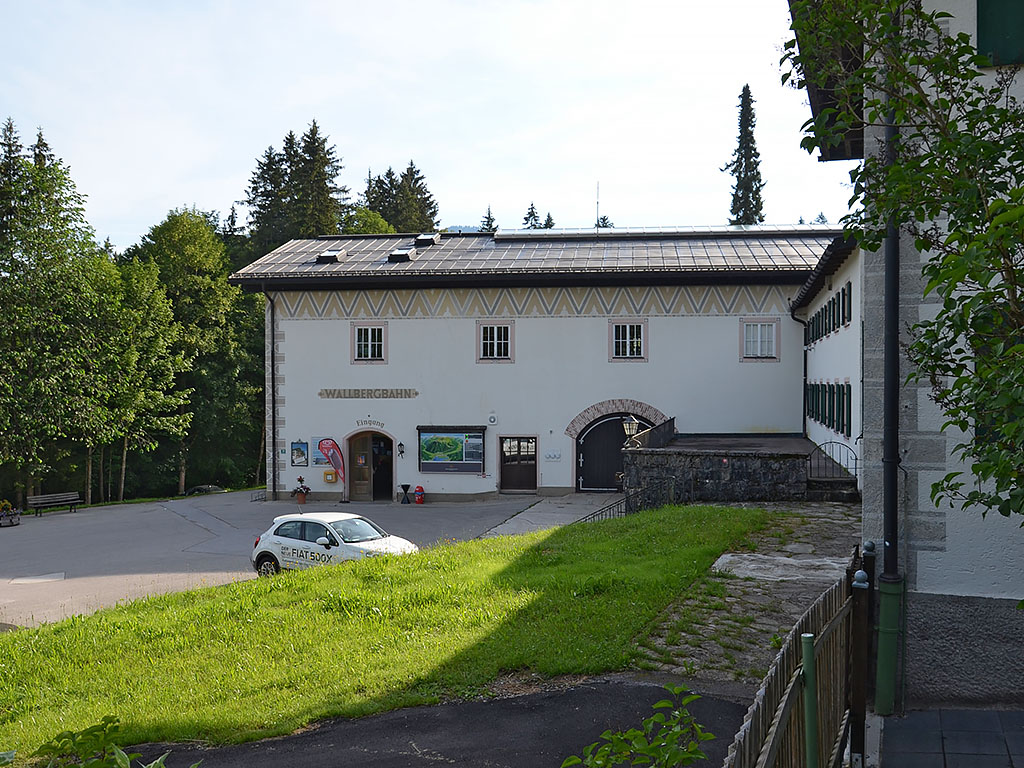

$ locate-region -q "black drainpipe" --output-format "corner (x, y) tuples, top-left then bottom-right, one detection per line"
(875, 110), (904, 716)
(264, 286), (279, 500)
(790, 305), (810, 437)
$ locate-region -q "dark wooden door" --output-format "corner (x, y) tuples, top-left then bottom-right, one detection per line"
(577, 417), (627, 491)
(349, 433), (372, 501)
(500, 437), (537, 491)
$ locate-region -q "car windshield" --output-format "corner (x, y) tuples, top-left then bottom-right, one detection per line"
(330, 517), (386, 543)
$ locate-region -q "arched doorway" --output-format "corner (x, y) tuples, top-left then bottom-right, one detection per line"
(348, 432), (394, 501)
(576, 414), (653, 491)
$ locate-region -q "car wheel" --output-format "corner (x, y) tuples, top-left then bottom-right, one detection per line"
(256, 555), (280, 577)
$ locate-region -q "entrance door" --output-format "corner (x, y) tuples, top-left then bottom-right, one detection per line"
(500, 437), (537, 491)
(577, 415), (651, 491)
(371, 434), (393, 500)
(348, 432), (394, 501)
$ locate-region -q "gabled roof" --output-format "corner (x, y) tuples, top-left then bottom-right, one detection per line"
(229, 226), (843, 291)
(789, 234), (858, 310)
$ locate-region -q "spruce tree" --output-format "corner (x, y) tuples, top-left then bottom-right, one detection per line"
(244, 145), (290, 256)
(398, 160), (438, 232)
(0, 118), (24, 252)
(522, 202), (541, 229)
(480, 205), (497, 232)
(243, 122), (350, 254)
(596, 215), (614, 228)
(364, 162), (438, 232)
(723, 84), (765, 225)
(291, 121), (348, 238)
(543, 212), (555, 229)
(364, 167), (401, 229)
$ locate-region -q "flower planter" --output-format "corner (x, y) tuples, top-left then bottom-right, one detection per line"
(295, 492), (307, 505)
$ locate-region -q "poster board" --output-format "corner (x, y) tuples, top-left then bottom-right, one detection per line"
(417, 426), (485, 473)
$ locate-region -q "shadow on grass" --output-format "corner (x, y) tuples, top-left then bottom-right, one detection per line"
(279, 504), (769, 731)
(0, 504), (770, 756)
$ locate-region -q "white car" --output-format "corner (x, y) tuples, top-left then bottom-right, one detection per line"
(251, 512), (418, 576)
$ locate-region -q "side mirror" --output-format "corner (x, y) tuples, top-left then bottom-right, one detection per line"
(316, 536), (332, 549)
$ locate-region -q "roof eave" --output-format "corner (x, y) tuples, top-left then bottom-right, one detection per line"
(230, 268), (815, 293)
(789, 235), (859, 311)
(788, 0), (865, 162)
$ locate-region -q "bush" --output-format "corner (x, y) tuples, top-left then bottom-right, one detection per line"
(562, 685), (713, 767)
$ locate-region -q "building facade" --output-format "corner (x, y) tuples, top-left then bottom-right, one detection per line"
(231, 227), (836, 502)
(792, 0), (1024, 705)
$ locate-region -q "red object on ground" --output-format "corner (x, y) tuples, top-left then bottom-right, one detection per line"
(414, 486), (425, 504)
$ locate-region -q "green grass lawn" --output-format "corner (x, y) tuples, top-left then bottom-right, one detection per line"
(0, 504), (769, 754)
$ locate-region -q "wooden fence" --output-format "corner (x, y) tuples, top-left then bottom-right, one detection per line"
(723, 546), (873, 768)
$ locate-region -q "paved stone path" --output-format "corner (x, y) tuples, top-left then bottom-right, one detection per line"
(637, 501), (863, 694)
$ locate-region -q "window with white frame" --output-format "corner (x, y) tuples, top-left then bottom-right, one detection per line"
(351, 322), (387, 364)
(477, 321), (514, 363)
(609, 320), (647, 361)
(740, 318), (779, 361)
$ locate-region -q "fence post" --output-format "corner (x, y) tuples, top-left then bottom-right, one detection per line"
(850, 569), (870, 768)
(862, 540), (876, 627)
(802, 632), (819, 768)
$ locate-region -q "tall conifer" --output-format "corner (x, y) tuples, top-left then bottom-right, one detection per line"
(723, 84), (766, 225)
(480, 206), (497, 232)
(522, 202), (541, 229)
(364, 162), (438, 232)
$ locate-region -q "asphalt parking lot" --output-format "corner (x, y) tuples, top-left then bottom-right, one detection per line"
(0, 491), (609, 628)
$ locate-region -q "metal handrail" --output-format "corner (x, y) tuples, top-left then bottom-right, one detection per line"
(573, 479), (670, 524)
(807, 441), (859, 480)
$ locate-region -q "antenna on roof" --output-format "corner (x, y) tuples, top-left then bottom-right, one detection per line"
(595, 181), (600, 230)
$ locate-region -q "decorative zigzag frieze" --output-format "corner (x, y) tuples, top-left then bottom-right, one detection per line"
(275, 285), (792, 320)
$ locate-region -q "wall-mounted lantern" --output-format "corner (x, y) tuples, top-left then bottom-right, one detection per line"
(397, 441), (405, 458)
(622, 416), (642, 448)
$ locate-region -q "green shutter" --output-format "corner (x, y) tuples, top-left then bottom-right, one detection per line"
(837, 385), (845, 434)
(845, 383), (853, 438)
(978, 0), (1024, 66)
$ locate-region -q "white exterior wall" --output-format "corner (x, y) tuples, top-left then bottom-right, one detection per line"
(803, 252), (863, 483)
(267, 284), (805, 499)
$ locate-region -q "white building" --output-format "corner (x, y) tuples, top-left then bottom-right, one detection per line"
(790, 237), (861, 485)
(791, 0), (1024, 706)
(230, 226), (838, 502)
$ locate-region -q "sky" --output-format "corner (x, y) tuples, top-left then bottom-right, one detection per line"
(2, 0), (858, 251)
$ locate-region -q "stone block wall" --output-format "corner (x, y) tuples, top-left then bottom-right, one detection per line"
(623, 447), (807, 502)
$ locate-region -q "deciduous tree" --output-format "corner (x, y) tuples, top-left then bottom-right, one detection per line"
(784, 0), (1024, 516)
(126, 208), (240, 494)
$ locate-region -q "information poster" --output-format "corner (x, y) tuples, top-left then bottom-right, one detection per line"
(311, 436), (332, 465)
(418, 429), (484, 473)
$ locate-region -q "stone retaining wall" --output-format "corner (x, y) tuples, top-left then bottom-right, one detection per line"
(623, 447), (808, 502)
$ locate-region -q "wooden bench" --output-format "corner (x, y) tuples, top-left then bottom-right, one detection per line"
(27, 492), (81, 516)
